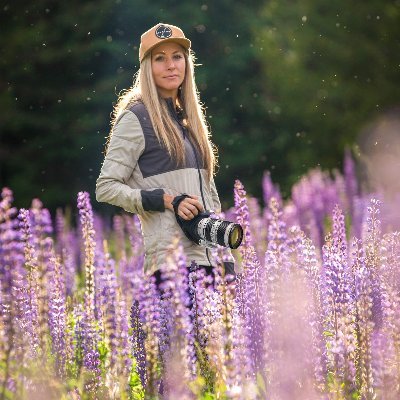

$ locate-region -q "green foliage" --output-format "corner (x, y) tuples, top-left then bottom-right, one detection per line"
(97, 340), (109, 372)
(1, 1), (399, 209)
(193, 341), (216, 394)
(128, 359), (145, 400)
(256, 371), (267, 398)
(258, 0), (400, 190)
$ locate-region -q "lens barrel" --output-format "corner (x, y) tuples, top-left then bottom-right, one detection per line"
(190, 215), (243, 249)
(172, 195), (243, 250)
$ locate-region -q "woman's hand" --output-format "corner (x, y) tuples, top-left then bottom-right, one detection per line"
(163, 194), (204, 220)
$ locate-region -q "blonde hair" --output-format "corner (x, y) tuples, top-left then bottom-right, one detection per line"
(105, 48), (217, 179)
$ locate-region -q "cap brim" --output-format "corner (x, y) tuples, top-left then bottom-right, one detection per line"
(141, 38), (191, 62)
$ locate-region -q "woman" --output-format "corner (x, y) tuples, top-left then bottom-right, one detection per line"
(96, 23), (235, 284)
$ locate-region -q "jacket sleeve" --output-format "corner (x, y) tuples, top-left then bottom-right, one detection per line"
(95, 110), (164, 214)
(210, 177), (222, 213)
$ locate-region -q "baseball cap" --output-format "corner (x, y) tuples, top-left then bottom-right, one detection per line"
(139, 23), (191, 62)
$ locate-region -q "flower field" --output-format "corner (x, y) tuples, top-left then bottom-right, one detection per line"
(1, 153), (399, 399)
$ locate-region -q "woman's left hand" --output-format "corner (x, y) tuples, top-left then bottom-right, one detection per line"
(176, 195), (204, 220)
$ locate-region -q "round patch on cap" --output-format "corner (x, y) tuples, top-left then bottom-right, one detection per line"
(155, 25), (172, 39)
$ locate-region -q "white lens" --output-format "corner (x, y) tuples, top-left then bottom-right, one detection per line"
(210, 220), (223, 244)
(197, 218), (210, 238)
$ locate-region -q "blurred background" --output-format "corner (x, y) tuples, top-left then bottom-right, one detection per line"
(1, 0), (399, 215)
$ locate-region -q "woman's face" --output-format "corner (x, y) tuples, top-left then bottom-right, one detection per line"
(151, 41), (186, 99)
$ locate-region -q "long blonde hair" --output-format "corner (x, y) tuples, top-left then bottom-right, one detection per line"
(106, 48), (217, 179)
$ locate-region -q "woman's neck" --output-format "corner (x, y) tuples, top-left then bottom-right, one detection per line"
(158, 89), (178, 105)
(161, 94), (181, 109)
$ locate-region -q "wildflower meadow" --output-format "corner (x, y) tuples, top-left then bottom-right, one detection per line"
(1, 152), (399, 400)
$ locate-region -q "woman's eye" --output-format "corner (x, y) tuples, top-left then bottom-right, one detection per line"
(174, 54), (183, 59)
(155, 56), (164, 61)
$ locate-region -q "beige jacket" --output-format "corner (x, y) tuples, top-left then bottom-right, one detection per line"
(96, 100), (233, 275)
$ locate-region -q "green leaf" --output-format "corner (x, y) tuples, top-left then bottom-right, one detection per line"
(256, 372), (267, 396)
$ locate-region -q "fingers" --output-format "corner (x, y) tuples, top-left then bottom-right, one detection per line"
(178, 196), (204, 220)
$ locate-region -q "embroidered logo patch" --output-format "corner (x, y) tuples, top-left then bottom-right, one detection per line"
(155, 25), (172, 39)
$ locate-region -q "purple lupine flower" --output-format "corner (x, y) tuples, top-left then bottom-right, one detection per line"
(1, 189), (25, 376)
(188, 263), (211, 350)
(333, 169), (347, 210)
(11, 266), (31, 356)
(130, 275), (147, 388)
(77, 192), (96, 320)
(99, 242), (118, 369)
(343, 148), (358, 219)
(115, 215), (138, 311)
(352, 238), (375, 398)
(292, 168), (343, 248)
(29, 200), (55, 316)
(29, 199), (53, 256)
(124, 214), (144, 266)
(55, 208), (77, 295)
(262, 197), (292, 392)
(74, 304), (101, 393)
(243, 245), (268, 378)
(192, 264), (226, 394)
(93, 242), (106, 324)
(262, 171), (282, 207)
(281, 200), (300, 232)
(157, 244), (197, 397)
(55, 207), (65, 253)
(226, 303), (254, 398)
(122, 214), (145, 298)
(30, 198), (53, 232)
(136, 272), (163, 396)
(247, 197), (268, 263)
(1, 188), (25, 312)
(113, 215), (126, 261)
(332, 205), (357, 387)
(130, 300), (147, 387)
(370, 330), (395, 395)
(63, 236), (77, 297)
(234, 179), (252, 252)
(47, 256), (66, 376)
(321, 205), (357, 391)
(234, 181), (268, 377)
(375, 231), (400, 393)
(287, 226), (327, 389)
(18, 208), (40, 355)
(291, 170), (325, 247)
(92, 214), (107, 322)
(351, 195), (367, 240)
(362, 199), (383, 329)
(234, 180), (267, 377)
(218, 270), (246, 398)
(163, 244), (197, 371)
(116, 289), (132, 375)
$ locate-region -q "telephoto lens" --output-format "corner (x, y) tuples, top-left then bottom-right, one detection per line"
(197, 216), (243, 249)
(177, 212), (243, 249)
(172, 194), (244, 249)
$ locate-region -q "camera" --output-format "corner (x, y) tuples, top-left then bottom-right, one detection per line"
(172, 195), (243, 249)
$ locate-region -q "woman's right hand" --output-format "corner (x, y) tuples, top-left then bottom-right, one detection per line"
(164, 194), (204, 220)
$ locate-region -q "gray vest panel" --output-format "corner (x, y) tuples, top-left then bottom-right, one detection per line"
(129, 102), (200, 178)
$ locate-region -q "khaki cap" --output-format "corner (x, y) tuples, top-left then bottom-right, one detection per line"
(139, 23), (191, 62)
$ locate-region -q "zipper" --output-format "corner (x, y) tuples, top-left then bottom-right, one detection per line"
(187, 137), (213, 266)
(167, 99), (213, 266)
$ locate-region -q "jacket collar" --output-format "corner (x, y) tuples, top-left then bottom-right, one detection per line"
(164, 97), (185, 122)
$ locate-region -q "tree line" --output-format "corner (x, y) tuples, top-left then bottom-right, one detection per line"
(1, 0), (398, 213)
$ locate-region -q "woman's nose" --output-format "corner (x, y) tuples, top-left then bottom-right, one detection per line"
(166, 58), (176, 69)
